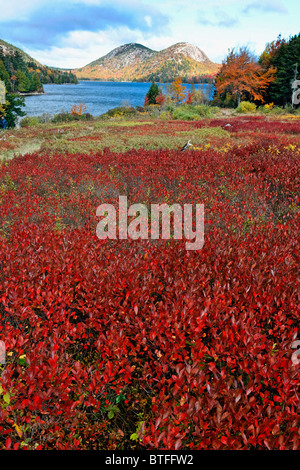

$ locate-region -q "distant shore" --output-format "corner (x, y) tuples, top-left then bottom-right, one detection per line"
(19, 91), (45, 96)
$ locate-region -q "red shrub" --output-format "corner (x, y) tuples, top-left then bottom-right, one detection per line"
(0, 122), (299, 449)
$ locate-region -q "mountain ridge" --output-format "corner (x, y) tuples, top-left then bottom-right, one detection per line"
(0, 39), (43, 67)
(73, 42), (220, 82)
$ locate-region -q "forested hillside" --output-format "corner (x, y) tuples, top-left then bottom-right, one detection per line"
(0, 39), (78, 94)
(73, 42), (220, 82)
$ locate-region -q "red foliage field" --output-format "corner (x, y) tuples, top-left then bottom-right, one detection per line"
(0, 116), (299, 450)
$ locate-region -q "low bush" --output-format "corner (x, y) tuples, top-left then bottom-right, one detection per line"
(236, 101), (257, 113)
(52, 112), (94, 123)
(258, 104), (292, 116)
(20, 116), (41, 127)
(172, 104), (216, 120)
(283, 104), (300, 115)
(259, 103), (275, 114)
(0, 116), (299, 450)
(100, 106), (136, 120)
(271, 106), (287, 115)
(20, 114), (56, 127)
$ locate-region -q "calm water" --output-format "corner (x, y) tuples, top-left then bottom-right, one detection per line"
(23, 81), (214, 117)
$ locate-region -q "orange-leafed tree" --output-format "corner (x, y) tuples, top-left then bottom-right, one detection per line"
(70, 99), (88, 116)
(214, 47), (276, 107)
(169, 77), (187, 104)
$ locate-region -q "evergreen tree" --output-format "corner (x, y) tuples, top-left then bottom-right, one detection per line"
(12, 50), (26, 72)
(2, 93), (25, 128)
(16, 70), (31, 92)
(0, 59), (11, 91)
(268, 33), (300, 106)
(144, 80), (160, 105)
(31, 72), (42, 92)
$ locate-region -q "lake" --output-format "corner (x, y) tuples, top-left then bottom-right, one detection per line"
(23, 81), (214, 117)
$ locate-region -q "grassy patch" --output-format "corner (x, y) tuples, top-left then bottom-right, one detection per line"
(94, 120), (155, 128)
(0, 140), (42, 161)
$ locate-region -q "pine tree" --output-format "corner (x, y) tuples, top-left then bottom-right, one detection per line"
(16, 70), (31, 92)
(144, 80), (160, 105)
(0, 59), (11, 91)
(268, 33), (300, 106)
(31, 72), (42, 92)
(3, 93), (25, 128)
(12, 50), (26, 72)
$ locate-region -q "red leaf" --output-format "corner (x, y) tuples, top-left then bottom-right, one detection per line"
(5, 437), (12, 449)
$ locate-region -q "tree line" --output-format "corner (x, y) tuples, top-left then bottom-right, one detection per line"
(213, 32), (300, 108)
(0, 48), (78, 95)
(0, 47), (78, 128)
(144, 32), (300, 111)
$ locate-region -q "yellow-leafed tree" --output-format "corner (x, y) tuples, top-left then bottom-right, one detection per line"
(169, 77), (187, 104)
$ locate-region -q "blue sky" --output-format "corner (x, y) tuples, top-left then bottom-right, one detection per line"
(0, 0), (299, 68)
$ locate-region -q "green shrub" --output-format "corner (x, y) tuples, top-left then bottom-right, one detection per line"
(236, 101), (257, 113)
(271, 106), (286, 115)
(165, 102), (176, 114)
(283, 104), (300, 115)
(52, 112), (74, 123)
(39, 113), (53, 123)
(100, 106), (136, 120)
(146, 104), (161, 117)
(194, 104), (217, 117)
(20, 113), (54, 127)
(172, 107), (196, 120)
(160, 111), (171, 121)
(80, 113), (94, 121)
(259, 104), (285, 115)
(258, 103), (273, 114)
(172, 104), (215, 120)
(20, 116), (40, 127)
(52, 111), (94, 123)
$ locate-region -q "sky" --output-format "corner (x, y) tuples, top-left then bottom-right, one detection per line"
(0, 0), (299, 69)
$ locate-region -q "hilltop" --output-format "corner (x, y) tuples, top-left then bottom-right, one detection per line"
(0, 39), (43, 67)
(73, 42), (220, 82)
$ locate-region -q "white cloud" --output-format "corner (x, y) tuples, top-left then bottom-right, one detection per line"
(144, 15), (152, 27)
(1, 0), (299, 69)
(27, 27), (155, 68)
(243, 0), (287, 14)
(0, 0), (43, 20)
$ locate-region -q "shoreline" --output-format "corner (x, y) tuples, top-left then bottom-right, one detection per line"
(19, 91), (45, 96)
(18, 91), (45, 96)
